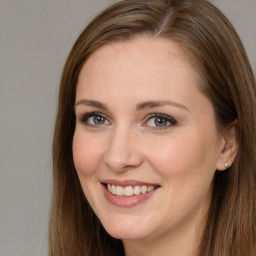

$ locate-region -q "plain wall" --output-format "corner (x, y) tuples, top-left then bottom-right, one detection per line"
(0, 1), (255, 256)
(0, 1), (116, 256)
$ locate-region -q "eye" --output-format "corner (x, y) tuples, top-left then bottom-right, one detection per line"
(144, 113), (177, 129)
(79, 112), (110, 126)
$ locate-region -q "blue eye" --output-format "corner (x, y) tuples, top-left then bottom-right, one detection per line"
(79, 112), (110, 126)
(145, 114), (177, 128)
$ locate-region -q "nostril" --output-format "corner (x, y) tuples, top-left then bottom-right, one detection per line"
(104, 149), (144, 172)
(103, 131), (143, 172)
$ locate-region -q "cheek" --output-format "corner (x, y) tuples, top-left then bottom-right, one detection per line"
(145, 133), (218, 217)
(145, 132), (217, 179)
(72, 130), (103, 177)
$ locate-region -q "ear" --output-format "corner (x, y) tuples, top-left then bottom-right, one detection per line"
(216, 120), (239, 171)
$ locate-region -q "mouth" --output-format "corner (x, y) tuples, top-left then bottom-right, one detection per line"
(101, 179), (160, 207)
(104, 184), (158, 197)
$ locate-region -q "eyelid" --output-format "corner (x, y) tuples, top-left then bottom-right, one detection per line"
(78, 111), (111, 126)
(77, 111), (177, 129)
(143, 113), (177, 129)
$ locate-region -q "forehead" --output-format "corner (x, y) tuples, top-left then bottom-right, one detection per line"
(77, 36), (202, 93)
(82, 37), (193, 71)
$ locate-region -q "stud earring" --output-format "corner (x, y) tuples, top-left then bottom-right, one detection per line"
(224, 162), (228, 168)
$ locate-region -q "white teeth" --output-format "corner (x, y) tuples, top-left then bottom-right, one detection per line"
(115, 186), (124, 196)
(112, 185), (116, 195)
(133, 186), (141, 195)
(148, 186), (154, 192)
(141, 185), (147, 194)
(107, 184), (112, 193)
(106, 184), (157, 196)
(124, 186), (133, 196)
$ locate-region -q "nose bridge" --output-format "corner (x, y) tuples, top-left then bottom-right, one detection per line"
(104, 124), (142, 171)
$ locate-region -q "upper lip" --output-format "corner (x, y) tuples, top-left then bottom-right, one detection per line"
(101, 179), (160, 187)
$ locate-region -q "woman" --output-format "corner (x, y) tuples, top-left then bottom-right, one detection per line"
(48, 0), (256, 255)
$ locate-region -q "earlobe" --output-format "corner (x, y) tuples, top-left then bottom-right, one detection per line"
(216, 120), (239, 171)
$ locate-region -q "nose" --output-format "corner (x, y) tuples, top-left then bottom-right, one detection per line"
(103, 127), (143, 172)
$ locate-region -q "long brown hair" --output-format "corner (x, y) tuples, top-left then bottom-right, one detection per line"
(48, 0), (256, 255)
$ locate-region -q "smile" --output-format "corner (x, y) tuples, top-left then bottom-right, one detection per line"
(106, 184), (157, 196)
(101, 180), (160, 207)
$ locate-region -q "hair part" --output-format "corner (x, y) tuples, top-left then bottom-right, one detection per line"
(49, 0), (256, 255)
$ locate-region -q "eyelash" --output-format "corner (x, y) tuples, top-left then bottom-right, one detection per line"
(79, 112), (110, 127)
(143, 113), (177, 129)
(78, 112), (177, 129)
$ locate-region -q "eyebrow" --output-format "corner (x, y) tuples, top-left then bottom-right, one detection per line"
(75, 99), (108, 110)
(75, 99), (189, 112)
(136, 100), (189, 111)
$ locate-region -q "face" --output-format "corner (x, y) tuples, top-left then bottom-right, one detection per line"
(73, 37), (225, 243)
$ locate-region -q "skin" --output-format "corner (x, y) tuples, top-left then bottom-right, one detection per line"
(73, 37), (235, 256)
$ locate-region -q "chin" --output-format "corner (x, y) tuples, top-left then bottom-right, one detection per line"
(100, 215), (156, 241)
(105, 227), (151, 241)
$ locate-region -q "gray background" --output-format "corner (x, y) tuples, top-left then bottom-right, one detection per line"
(0, 1), (255, 256)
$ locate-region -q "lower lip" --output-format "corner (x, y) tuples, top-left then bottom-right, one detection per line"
(101, 184), (159, 207)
